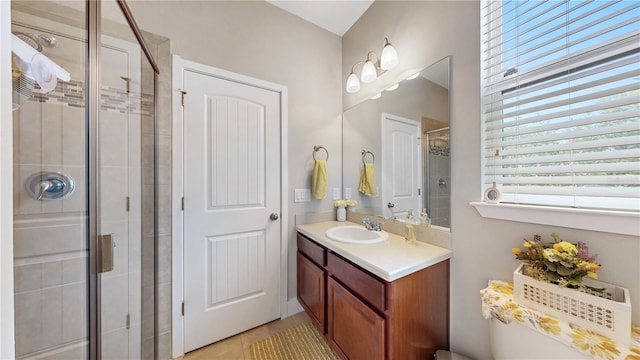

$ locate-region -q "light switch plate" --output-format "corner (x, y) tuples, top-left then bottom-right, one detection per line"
(294, 188), (310, 202)
(332, 187), (340, 200)
(344, 187), (352, 199)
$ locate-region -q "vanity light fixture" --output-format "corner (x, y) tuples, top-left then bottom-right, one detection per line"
(345, 37), (399, 94)
(385, 83), (399, 91)
(406, 72), (421, 80)
(380, 37), (399, 70)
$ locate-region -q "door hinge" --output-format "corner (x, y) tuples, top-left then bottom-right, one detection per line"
(181, 197), (184, 211)
(418, 188), (421, 196)
(180, 90), (187, 107)
(126, 196), (130, 212)
(126, 313), (130, 330)
(181, 302), (185, 316)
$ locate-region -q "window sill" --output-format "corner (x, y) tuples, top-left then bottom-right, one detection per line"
(470, 202), (640, 237)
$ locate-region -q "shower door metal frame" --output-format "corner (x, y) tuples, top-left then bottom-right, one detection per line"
(88, 1), (159, 358)
(87, 1), (100, 358)
(0, 1), (16, 358)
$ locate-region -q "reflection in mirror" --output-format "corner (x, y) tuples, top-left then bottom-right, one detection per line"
(342, 56), (450, 228)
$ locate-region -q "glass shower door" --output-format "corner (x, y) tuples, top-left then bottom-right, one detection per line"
(12, 3), (90, 358)
(11, 1), (156, 358)
(98, 1), (156, 358)
(425, 128), (450, 228)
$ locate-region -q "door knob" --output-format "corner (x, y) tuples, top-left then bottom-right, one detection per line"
(387, 202), (395, 209)
(270, 212), (279, 221)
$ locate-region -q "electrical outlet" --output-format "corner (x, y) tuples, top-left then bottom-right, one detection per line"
(294, 188), (310, 202)
(344, 187), (352, 199)
(332, 187), (340, 200)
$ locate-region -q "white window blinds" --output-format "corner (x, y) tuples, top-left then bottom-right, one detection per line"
(481, 0), (640, 211)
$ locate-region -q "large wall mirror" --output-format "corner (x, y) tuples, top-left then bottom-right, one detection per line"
(342, 56), (451, 229)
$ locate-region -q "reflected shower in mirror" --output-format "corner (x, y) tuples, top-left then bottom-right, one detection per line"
(342, 56), (450, 228)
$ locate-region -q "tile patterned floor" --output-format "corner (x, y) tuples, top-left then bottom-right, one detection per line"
(182, 311), (311, 360)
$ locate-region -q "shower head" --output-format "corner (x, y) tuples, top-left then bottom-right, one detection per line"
(12, 31), (42, 52)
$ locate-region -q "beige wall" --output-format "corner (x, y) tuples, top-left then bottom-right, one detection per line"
(128, 0), (344, 344)
(343, 1), (640, 359)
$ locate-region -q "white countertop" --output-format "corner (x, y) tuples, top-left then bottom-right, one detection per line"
(296, 221), (453, 282)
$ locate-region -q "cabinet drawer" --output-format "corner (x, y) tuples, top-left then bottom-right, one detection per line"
(297, 233), (325, 267)
(327, 252), (385, 312)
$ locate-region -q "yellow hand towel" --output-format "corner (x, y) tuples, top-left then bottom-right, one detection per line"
(312, 160), (328, 199)
(359, 163), (378, 196)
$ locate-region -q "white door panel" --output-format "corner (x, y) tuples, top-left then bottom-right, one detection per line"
(381, 113), (421, 219)
(183, 70), (281, 352)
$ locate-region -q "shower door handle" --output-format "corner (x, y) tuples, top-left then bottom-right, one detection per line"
(99, 234), (114, 273)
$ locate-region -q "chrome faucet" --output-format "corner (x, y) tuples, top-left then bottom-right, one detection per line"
(362, 218), (383, 231)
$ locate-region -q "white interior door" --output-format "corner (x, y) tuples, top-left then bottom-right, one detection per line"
(381, 112), (421, 219)
(182, 69), (282, 352)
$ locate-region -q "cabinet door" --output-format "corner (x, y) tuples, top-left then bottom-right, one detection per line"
(327, 278), (385, 360)
(297, 252), (325, 333)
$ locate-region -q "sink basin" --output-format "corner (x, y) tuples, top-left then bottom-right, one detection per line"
(325, 225), (388, 244)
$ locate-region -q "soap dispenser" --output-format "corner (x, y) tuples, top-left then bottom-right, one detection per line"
(419, 208), (431, 227)
(406, 209), (414, 222)
(404, 210), (417, 244)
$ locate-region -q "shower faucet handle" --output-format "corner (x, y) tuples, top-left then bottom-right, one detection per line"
(35, 180), (54, 201)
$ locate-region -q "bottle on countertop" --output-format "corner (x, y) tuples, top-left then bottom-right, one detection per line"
(406, 209), (414, 222)
(419, 208), (431, 227)
(404, 209), (417, 244)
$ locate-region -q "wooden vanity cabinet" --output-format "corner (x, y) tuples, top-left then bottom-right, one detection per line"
(297, 234), (327, 333)
(297, 232), (450, 360)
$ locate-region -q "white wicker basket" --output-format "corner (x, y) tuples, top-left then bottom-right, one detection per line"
(513, 263), (632, 344)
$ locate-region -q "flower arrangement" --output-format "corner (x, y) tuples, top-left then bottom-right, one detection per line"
(334, 199), (357, 208)
(512, 233), (601, 291)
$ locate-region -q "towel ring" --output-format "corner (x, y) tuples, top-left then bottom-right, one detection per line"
(362, 150), (375, 164)
(313, 145), (329, 161)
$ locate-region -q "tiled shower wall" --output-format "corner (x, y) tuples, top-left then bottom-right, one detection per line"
(146, 38), (173, 360)
(12, 23), (165, 360)
(12, 28), (90, 356)
(427, 130), (450, 228)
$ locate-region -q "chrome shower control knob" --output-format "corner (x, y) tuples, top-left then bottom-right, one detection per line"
(25, 171), (75, 201)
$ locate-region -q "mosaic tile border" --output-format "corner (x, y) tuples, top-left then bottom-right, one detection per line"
(28, 79), (153, 116)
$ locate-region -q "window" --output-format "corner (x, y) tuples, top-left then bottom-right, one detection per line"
(480, 1), (640, 212)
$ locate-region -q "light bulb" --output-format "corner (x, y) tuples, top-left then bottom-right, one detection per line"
(346, 72), (361, 93)
(369, 93), (382, 100)
(361, 60), (377, 83)
(380, 38), (399, 70)
(385, 83), (399, 91)
(406, 72), (421, 80)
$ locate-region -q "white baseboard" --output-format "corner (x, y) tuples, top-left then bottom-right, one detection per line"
(287, 298), (304, 317)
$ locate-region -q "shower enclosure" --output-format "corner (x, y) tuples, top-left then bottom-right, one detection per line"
(11, 0), (158, 358)
(424, 127), (450, 228)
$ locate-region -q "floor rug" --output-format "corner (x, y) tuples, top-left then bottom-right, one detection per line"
(249, 320), (338, 360)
